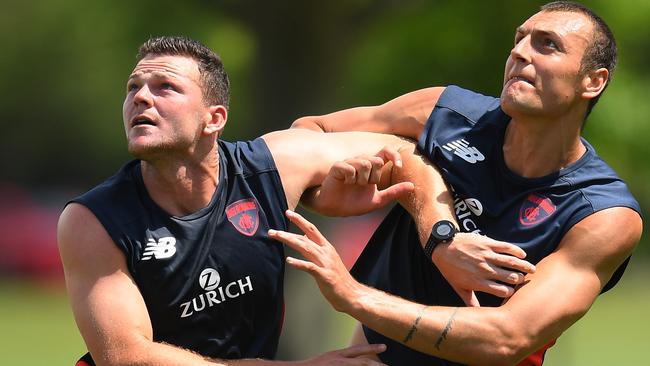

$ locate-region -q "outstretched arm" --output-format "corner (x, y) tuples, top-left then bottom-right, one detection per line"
(262, 129), (416, 212)
(58, 204), (388, 366)
(291, 87), (445, 139)
(269, 207), (641, 365)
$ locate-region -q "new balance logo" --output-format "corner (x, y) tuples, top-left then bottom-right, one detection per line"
(142, 237), (177, 260)
(443, 139), (485, 164)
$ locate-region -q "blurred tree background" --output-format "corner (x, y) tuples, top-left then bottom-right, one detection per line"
(0, 0), (647, 364)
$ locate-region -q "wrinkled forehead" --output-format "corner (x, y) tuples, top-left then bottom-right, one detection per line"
(129, 54), (201, 83)
(519, 10), (593, 45)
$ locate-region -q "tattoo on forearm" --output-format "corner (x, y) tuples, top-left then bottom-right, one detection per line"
(434, 307), (459, 350)
(403, 305), (429, 343)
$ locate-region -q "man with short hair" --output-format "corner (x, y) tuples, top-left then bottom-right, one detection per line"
(58, 35), (454, 366)
(283, 2), (642, 365)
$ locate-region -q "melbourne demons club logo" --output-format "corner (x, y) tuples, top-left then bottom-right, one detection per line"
(519, 194), (556, 226)
(226, 198), (260, 236)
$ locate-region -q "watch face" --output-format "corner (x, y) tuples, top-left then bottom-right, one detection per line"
(436, 224), (453, 237)
(433, 220), (456, 241)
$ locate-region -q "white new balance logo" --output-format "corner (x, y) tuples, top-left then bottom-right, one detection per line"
(443, 139), (485, 164)
(142, 237), (177, 260)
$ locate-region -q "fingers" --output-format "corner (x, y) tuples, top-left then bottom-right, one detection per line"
(375, 182), (415, 207)
(490, 266), (527, 285)
(478, 281), (516, 298)
(344, 156), (386, 185)
(331, 146), (401, 186)
(489, 252), (536, 275)
(269, 228), (315, 258)
(337, 343), (387, 358)
(284, 210), (329, 244)
(374, 146), (402, 168)
(490, 239), (527, 259)
(452, 286), (481, 307)
(285, 256), (319, 275)
(329, 161), (358, 184)
(484, 237), (537, 274)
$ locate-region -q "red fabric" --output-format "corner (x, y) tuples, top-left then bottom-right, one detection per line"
(517, 339), (557, 366)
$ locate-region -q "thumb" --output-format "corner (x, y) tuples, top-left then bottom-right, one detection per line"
(453, 285), (481, 307)
(465, 290), (481, 307)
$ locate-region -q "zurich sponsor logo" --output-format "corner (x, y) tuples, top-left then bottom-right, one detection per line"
(443, 139), (485, 164)
(199, 268), (220, 291)
(179, 268), (254, 318)
(454, 197), (483, 234)
(141, 237), (176, 261)
(519, 194), (556, 226)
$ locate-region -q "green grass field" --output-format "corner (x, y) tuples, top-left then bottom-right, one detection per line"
(1, 260), (648, 365)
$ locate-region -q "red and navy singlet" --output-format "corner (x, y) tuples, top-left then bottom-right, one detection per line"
(352, 86), (642, 365)
(71, 139), (289, 362)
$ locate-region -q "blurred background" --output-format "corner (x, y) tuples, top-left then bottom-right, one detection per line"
(1, 0), (648, 364)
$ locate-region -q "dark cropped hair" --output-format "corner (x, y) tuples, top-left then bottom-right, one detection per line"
(136, 36), (230, 109)
(541, 1), (617, 118)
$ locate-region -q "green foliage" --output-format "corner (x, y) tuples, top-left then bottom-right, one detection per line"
(1, 1), (647, 363)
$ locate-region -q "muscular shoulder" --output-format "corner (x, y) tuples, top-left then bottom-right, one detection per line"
(558, 206), (642, 286)
(57, 203), (126, 274)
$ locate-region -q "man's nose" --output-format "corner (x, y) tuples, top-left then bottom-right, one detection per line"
(133, 84), (154, 107)
(510, 36), (532, 63)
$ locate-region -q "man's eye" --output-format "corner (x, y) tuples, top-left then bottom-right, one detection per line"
(161, 83), (174, 90)
(544, 38), (559, 50)
(127, 83), (139, 92)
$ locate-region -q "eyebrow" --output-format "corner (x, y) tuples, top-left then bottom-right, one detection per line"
(128, 71), (177, 81)
(515, 26), (561, 39)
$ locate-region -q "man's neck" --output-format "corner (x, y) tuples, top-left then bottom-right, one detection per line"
(503, 114), (585, 178)
(140, 148), (220, 216)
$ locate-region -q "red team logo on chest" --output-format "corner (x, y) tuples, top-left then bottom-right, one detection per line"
(519, 194), (556, 226)
(226, 198), (260, 236)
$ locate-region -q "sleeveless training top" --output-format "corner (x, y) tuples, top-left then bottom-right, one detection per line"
(71, 138), (288, 360)
(352, 85), (642, 365)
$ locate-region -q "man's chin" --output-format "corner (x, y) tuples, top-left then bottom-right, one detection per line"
(128, 143), (162, 160)
(500, 96), (539, 117)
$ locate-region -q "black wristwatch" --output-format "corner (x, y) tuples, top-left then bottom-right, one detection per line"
(423, 220), (457, 260)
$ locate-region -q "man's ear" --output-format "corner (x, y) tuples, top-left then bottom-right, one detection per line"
(581, 67), (609, 100)
(204, 105), (227, 136)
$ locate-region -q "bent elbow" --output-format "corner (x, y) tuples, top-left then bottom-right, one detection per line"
(490, 343), (531, 366)
(291, 117), (324, 132)
(482, 323), (537, 366)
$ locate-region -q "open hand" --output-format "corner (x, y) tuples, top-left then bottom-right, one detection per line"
(269, 210), (362, 313)
(432, 232), (536, 306)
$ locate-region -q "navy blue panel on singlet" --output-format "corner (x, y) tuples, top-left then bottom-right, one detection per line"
(70, 138), (289, 360)
(351, 85), (642, 365)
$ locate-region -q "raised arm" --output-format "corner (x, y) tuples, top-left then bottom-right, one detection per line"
(291, 87), (445, 139)
(58, 203), (388, 366)
(261, 129), (416, 211)
(269, 207), (642, 365)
